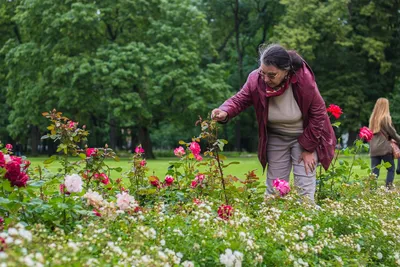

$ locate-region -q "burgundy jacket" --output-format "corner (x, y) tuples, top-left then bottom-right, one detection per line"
(219, 62), (336, 171)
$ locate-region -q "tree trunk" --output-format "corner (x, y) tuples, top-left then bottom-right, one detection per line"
(109, 118), (117, 150)
(30, 125), (40, 156)
(233, 0), (244, 152)
(139, 126), (155, 159)
(130, 127), (138, 153)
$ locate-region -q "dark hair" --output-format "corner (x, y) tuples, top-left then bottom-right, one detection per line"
(259, 44), (303, 73)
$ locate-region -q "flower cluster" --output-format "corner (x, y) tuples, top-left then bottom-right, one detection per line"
(219, 249), (243, 267)
(189, 142), (202, 161)
(0, 150), (30, 187)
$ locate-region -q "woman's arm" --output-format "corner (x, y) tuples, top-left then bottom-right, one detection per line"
(218, 72), (256, 121)
(382, 123), (400, 144)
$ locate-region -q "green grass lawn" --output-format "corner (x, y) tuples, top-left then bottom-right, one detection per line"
(25, 154), (399, 187)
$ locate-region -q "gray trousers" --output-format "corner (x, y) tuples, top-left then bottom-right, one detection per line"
(266, 134), (318, 202)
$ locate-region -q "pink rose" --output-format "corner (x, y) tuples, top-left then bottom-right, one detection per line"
(195, 174), (205, 182)
(190, 180), (198, 188)
(94, 173), (110, 185)
(189, 142), (201, 156)
(165, 175), (174, 186)
(0, 217), (4, 225)
(218, 204), (233, 220)
(10, 156), (22, 164)
(0, 152), (5, 168)
(5, 144), (12, 150)
(140, 160), (147, 167)
(273, 178), (290, 196)
(100, 174), (110, 185)
(326, 104), (343, 119)
(174, 146), (186, 157)
(135, 146), (145, 154)
(5, 161), (21, 179)
(68, 121), (77, 129)
(359, 126), (373, 142)
(195, 154), (203, 161)
(86, 148), (98, 158)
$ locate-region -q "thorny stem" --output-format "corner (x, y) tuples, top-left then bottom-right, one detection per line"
(347, 145), (360, 183)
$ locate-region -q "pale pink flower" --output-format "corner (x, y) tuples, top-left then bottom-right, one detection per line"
(189, 142), (201, 156)
(116, 192), (135, 211)
(195, 154), (203, 161)
(174, 146), (186, 157)
(272, 178), (290, 196)
(64, 174), (83, 193)
(83, 190), (104, 208)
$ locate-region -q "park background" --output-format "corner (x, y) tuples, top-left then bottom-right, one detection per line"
(1, 0), (399, 160)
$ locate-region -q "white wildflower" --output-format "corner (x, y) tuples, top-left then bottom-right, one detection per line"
(19, 229), (32, 242)
(377, 252), (383, 260)
(7, 228), (18, 236)
(182, 261), (195, 267)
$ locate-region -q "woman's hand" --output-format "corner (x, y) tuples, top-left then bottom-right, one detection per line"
(299, 151), (316, 175)
(211, 109), (228, 122)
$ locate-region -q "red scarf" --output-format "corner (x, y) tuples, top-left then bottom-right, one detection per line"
(265, 75), (292, 98)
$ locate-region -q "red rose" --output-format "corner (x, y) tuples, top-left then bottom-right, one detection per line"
(327, 104), (343, 119)
(164, 175), (174, 186)
(218, 204), (234, 220)
(86, 148), (98, 158)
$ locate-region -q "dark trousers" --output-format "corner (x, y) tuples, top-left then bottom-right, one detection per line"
(397, 158), (400, 174)
(371, 154), (394, 187)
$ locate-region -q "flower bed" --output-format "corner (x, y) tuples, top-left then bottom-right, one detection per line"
(1, 108), (399, 266)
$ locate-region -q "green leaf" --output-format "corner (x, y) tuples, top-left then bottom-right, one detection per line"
(78, 153), (86, 159)
(43, 155), (57, 164)
(0, 197), (11, 204)
(332, 122), (341, 128)
(28, 180), (45, 187)
(2, 179), (13, 192)
(113, 167), (123, 172)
